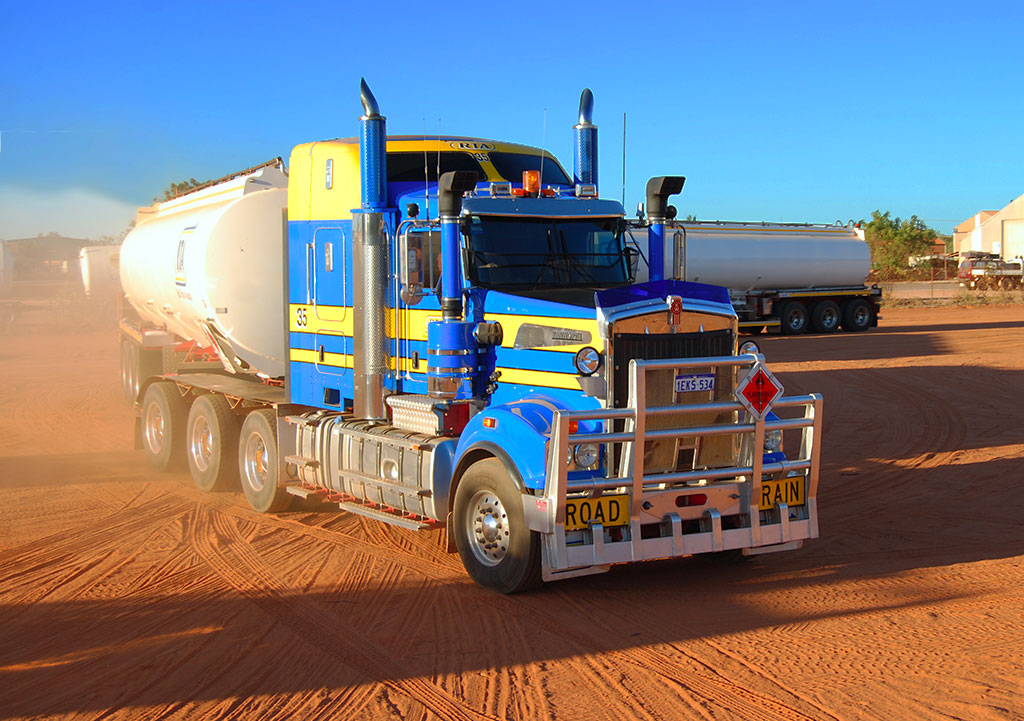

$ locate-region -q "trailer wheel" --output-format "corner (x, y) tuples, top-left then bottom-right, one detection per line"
(810, 300), (841, 334)
(187, 394), (240, 492)
(779, 301), (808, 335)
(453, 458), (541, 594)
(841, 299), (874, 332)
(238, 409), (291, 513)
(141, 381), (186, 471)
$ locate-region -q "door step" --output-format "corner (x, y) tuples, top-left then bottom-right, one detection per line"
(338, 500), (440, 531)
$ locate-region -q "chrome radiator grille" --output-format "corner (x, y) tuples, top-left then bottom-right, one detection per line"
(610, 329), (733, 409)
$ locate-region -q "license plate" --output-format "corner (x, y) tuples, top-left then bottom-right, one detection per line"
(565, 494), (629, 531)
(675, 373), (715, 393)
(758, 477), (806, 511)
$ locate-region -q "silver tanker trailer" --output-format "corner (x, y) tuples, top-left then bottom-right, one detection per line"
(630, 220), (881, 334)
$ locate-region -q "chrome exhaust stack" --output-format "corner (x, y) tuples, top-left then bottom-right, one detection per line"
(353, 78), (389, 420)
(573, 88), (598, 194)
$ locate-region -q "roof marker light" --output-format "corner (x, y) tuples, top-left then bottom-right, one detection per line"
(523, 170), (540, 195)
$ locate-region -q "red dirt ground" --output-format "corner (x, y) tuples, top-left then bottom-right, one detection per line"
(1, 303), (1022, 720)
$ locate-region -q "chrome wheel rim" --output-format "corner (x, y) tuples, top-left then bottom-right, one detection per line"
(243, 432), (269, 492)
(144, 402), (164, 455)
(190, 415), (213, 472)
(854, 306), (868, 326)
(822, 307), (838, 329)
(465, 489), (510, 567)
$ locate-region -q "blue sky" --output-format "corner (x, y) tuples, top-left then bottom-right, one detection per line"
(1, 0), (1022, 238)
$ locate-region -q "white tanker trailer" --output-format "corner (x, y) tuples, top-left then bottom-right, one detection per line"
(119, 161), (288, 394)
(79, 245), (121, 300)
(629, 220), (881, 334)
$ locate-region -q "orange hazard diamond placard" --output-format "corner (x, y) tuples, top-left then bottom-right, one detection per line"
(735, 363), (784, 419)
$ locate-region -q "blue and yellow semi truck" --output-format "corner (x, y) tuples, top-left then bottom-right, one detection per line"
(119, 81), (822, 593)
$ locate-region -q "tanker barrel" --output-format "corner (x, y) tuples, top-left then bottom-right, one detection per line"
(646, 176), (685, 282)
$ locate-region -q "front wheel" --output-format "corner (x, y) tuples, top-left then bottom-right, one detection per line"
(238, 409), (291, 513)
(453, 458), (541, 594)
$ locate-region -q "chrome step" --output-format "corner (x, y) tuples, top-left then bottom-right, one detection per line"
(284, 484), (329, 500)
(284, 454), (320, 469)
(338, 501), (437, 531)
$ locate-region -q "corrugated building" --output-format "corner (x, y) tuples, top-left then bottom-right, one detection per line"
(953, 195), (1024, 260)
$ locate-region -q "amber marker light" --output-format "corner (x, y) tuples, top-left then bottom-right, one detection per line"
(523, 170), (540, 195)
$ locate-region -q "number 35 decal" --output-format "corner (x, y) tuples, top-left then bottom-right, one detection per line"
(295, 307), (308, 327)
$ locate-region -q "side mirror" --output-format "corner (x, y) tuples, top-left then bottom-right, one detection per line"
(399, 231), (423, 305)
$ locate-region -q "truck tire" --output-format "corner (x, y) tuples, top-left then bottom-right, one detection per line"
(141, 381), (186, 471)
(779, 301), (808, 335)
(187, 394), (240, 492)
(841, 298), (874, 332)
(453, 458), (541, 594)
(810, 300), (841, 334)
(238, 409), (291, 513)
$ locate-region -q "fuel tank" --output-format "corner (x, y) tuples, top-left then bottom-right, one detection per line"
(631, 221), (870, 290)
(119, 166), (288, 377)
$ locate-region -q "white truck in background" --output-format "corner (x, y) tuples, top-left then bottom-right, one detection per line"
(630, 221), (881, 334)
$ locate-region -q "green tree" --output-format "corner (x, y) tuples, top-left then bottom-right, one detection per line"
(155, 178), (207, 202)
(862, 210), (937, 278)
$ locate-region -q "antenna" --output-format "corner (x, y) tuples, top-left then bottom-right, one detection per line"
(621, 112), (626, 207)
(423, 118), (430, 218)
(539, 107), (547, 188)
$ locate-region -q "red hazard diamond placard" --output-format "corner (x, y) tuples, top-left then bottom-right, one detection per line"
(735, 363), (784, 419)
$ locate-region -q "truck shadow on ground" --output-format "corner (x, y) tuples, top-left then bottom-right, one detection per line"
(1, 447), (1022, 717)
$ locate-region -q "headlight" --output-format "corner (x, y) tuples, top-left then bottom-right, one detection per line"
(574, 346), (601, 376)
(573, 443), (599, 468)
(764, 429), (783, 453)
(739, 340), (760, 357)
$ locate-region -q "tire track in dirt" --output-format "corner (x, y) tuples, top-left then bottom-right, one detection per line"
(551, 588), (837, 721)
(186, 504), (503, 721)
(0, 495), (192, 611)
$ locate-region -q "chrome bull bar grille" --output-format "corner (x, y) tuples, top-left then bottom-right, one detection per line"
(530, 353), (822, 578)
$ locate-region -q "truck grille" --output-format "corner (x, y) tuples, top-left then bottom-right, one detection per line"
(611, 329), (733, 408)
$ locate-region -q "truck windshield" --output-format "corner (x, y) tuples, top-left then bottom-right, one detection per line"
(464, 215), (631, 289)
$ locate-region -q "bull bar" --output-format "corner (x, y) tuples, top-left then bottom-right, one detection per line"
(528, 353), (822, 580)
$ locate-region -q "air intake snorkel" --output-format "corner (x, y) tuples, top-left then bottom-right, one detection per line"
(427, 171), (479, 401)
(645, 176), (685, 282)
(573, 88), (598, 194)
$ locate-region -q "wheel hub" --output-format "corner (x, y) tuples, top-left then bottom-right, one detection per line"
(190, 416), (212, 472)
(145, 404), (164, 454)
(466, 490), (510, 567)
(244, 434), (268, 492)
